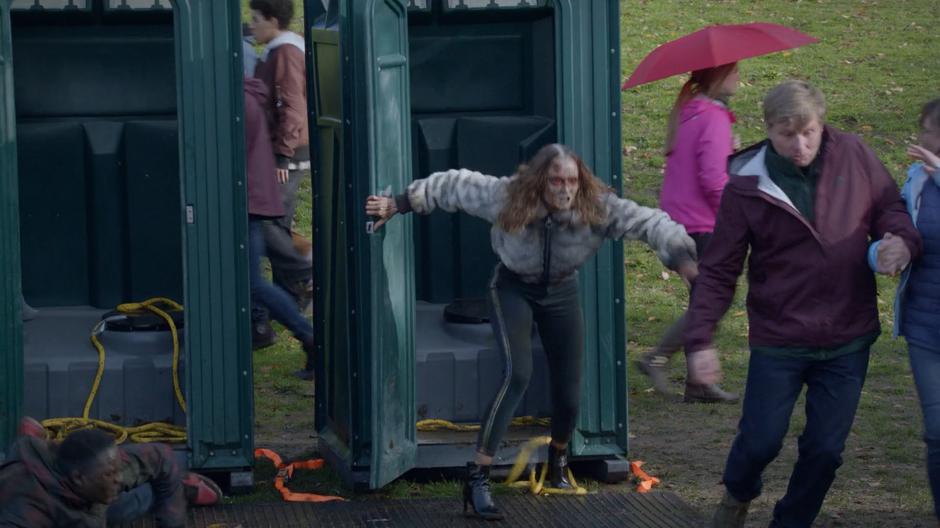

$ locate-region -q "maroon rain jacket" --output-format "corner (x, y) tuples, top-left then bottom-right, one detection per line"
(685, 126), (921, 352)
(244, 77), (285, 219)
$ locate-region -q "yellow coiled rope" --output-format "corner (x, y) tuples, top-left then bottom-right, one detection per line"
(503, 436), (588, 496)
(41, 298), (187, 444)
(415, 416), (551, 432)
(416, 418), (587, 495)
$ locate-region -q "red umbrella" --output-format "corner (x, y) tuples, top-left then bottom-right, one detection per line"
(622, 22), (818, 90)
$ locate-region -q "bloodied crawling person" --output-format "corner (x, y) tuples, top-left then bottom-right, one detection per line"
(0, 422), (222, 528)
(365, 143), (699, 519)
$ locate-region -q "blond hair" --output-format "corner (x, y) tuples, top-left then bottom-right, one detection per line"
(763, 80), (826, 128)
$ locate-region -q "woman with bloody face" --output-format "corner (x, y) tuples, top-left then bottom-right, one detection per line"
(365, 143), (698, 519)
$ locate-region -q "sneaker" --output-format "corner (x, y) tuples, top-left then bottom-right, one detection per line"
(294, 336), (315, 381)
(182, 472), (223, 506)
(634, 352), (673, 395)
(293, 368), (315, 381)
(293, 279), (314, 314)
(251, 319), (277, 351)
(16, 416), (46, 439)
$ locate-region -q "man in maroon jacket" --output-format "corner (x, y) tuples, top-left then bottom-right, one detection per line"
(686, 80), (921, 528)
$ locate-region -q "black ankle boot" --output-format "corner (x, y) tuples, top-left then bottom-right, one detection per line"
(547, 445), (573, 489)
(462, 462), (502, 520)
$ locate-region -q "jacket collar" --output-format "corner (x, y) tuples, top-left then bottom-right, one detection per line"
(260, 31), (305, 61)
(730, 142), (797, 210)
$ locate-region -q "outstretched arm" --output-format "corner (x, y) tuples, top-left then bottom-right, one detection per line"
(365, 169), (507, 231)
(602, 193), (698, 281)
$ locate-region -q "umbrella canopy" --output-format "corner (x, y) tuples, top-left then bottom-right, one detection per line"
(622, 22), (818, 90)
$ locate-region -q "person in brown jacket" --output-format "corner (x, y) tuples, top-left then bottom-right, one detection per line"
(686, 81), (922, 528)
(244, 76), (316, 380)
(248, 0), (314, 360)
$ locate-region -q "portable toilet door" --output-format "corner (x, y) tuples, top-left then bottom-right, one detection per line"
(308, 0), (418, 490)
(309, 0), (626, 490)
(0, 0), (255, 483)
(0, 0), (22, 450)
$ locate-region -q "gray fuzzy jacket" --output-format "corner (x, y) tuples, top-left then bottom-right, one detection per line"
(394, 169), (696, 284)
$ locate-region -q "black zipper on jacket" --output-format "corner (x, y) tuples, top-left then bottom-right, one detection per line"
(542, 216), (554, 285)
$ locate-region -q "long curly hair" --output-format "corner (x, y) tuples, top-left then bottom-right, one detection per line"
(496, 144), (610, 233)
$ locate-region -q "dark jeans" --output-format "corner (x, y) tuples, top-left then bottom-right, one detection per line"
(477, 265), (583, 457)
(105, 443), (185, 527)
(724, 348), (870, 527)
(652, 231), (712, 359)
(254, 168), (312, 323)
(107, 484), (155, 525)
(249, 218), (314, 342)
(909, 342), (940, 521)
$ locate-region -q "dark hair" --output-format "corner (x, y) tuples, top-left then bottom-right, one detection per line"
(249, 0), (294, 30)
(921, 98), (940, 130)
(57, 429), (115, 475)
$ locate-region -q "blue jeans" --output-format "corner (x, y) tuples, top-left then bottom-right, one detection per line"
(249, 218), (313, 342)
(909, 342), (940, 521)
(107, 484), (155, 524)
(723, 349), (869, 528)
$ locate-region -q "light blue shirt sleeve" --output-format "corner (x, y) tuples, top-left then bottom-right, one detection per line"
(242, 40), (258, 77)
(867, 240), (881, 272)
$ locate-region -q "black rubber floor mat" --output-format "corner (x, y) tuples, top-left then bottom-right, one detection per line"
(125, 490), (703, 527)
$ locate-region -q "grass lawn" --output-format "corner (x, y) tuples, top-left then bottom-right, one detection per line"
(243, 0), (940, 525)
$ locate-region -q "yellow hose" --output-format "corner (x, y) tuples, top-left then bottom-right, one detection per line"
(416, 418), (587, 495)
(41, 298), (187, 444)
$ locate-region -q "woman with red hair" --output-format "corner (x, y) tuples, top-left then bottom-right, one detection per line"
(636, 63), (741, 403)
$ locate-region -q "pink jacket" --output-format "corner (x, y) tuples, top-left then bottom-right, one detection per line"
(659, 97), (735, 234)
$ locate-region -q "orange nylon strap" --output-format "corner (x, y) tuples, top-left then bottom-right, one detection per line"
(253, 448), (346, 503)
(630, 460), (661, 493)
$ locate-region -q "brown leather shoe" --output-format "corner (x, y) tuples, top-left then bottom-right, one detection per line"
(709, 490), (749, 528)
(683, 383), (739, 404)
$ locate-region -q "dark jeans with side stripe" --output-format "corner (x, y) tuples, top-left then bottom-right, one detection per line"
(477, 265), (584, 457)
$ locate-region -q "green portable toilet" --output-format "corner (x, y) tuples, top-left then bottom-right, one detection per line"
(309, 0), (627, 489)
(0, 0), (258, 487)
